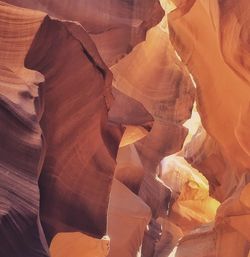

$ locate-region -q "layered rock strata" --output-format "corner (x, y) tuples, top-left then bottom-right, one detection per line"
(3, 0), (164, 66)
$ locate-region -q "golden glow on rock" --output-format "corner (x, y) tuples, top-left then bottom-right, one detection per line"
(161, 155), (220, 231)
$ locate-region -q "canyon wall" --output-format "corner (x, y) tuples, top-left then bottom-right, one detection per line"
(0, 1), (249, 257)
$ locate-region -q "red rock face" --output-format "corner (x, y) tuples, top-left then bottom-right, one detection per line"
(25, 16), (123, 241)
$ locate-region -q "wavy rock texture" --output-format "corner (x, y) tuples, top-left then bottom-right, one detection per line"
(0, 67), (49, 257)
(0, 3), (49, 256)
(168, 0), (250, 256)
(219, 0), (250, 83)
(168, 0), (250, 170)
(3, 0), (164, 66)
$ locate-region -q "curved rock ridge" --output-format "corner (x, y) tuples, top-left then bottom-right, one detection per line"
(0, 3), (48, 256)
(25, 15), (123, 242)
(115, 144), (145, 195)
(3, 0), (164, 66)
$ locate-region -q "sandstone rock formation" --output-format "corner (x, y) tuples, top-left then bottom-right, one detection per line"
(1, 0), (250, 257)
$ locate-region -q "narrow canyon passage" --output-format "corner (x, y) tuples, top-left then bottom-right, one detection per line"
(0, 1), (249, 257)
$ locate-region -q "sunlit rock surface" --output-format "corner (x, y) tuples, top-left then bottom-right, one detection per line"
(168, 0), (250, 170)
(168, 0), (250, 256)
